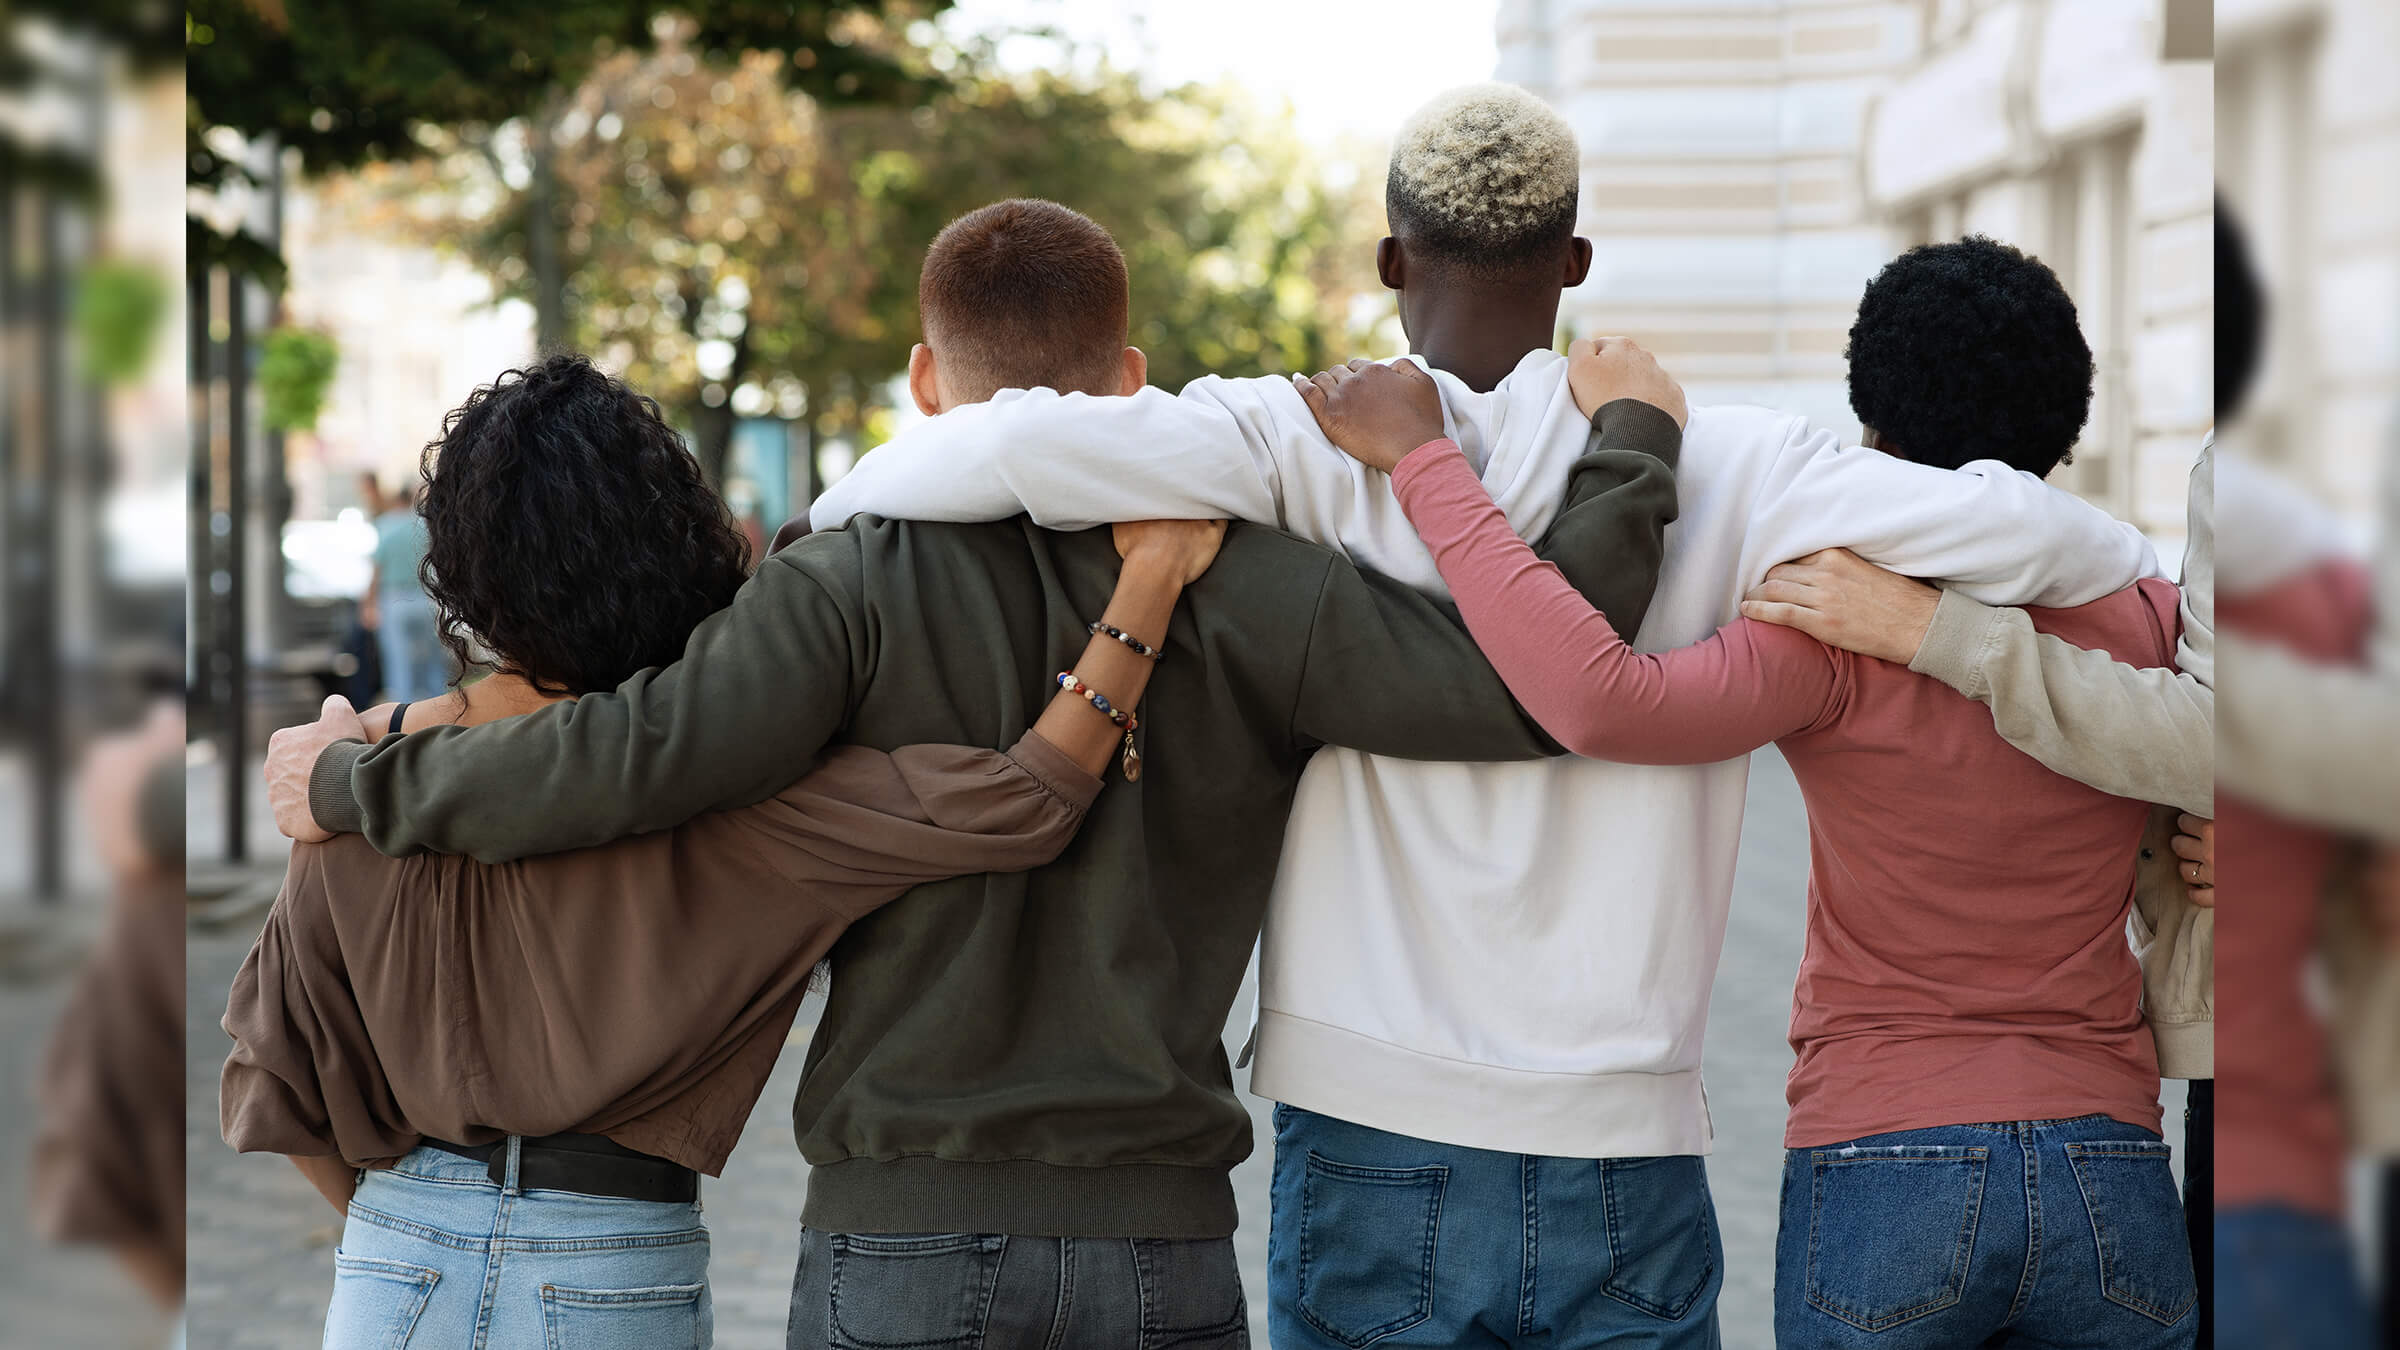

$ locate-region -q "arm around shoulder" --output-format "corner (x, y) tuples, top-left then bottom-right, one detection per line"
(1909, 588), (2215, 816)
(333, 533), (872, 862)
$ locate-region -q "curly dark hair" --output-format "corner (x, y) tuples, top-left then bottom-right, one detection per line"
(1845, 235), (2094, 476)
(414, 354), (752, 697)
(2216, 196), (2265, 421)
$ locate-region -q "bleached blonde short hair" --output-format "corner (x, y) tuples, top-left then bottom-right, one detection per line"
(1387, 83), (1579, 268)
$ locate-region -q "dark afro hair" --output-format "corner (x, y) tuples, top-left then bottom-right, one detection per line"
(1845, 235), (2094, 476)
(2216, 196), (2265, 421)
(415, 354), (752, 697)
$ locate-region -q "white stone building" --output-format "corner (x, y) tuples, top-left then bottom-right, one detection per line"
(1496, 0), (2213, 550)
(2219, 0), (2400, 532)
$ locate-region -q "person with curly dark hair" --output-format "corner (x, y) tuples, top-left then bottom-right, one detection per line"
(1293, 238), (2194, 1347)
(220, 352), (1214, 1348)
(1843, 234), (2095, 475)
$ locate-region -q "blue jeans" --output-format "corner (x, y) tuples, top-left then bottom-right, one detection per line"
(2214, 1203), (2374, 1350)
(1774, 1118), (2195, 1349)
(322, 1143), (712, 1349)
(1268, 1105), (1722, 1349)
(375, 589), (447, 703)
(784, 1227), (1247, 1349)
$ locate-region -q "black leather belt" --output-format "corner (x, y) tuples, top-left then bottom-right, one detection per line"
(424, 1132), (698, 1205)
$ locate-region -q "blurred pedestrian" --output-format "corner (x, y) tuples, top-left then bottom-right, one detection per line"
(367, 478), (446, 702)
(31, 700), (187, 1345)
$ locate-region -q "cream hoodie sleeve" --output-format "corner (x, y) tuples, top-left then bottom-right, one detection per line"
(1902, 444), (2214, 816)
(2214, 437), (2400, 843)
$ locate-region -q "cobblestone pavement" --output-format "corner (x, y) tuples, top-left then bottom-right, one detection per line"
(180, 750), (2186, 1349)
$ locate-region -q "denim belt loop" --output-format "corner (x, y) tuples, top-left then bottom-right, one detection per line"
(502, 1135), (524, 1195)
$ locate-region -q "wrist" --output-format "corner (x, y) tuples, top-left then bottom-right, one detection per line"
(1103, 563), (1180, 645)
(308, 738), (371, 837)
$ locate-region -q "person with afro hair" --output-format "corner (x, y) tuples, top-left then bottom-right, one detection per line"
(1843, 235), (2095, 475)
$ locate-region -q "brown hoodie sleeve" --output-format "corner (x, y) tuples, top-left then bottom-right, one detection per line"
(679, 734), (1102, 921)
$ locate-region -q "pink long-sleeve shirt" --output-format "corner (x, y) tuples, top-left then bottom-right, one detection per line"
(1391, 438), (2180, 1147)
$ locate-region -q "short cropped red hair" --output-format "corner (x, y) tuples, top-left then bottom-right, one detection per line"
(918, 199), (1130, 400)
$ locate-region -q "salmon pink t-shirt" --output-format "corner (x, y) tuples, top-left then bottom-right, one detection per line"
(2214, 558), (2373, 1218)
(1391, 439), (2178, 1147)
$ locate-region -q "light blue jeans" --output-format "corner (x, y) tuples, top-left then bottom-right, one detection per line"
(322, 1143), (712, 1350)
(374, 589), (447, 703)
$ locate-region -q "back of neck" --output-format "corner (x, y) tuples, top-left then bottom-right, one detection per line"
(1407, 300), (1561, 394)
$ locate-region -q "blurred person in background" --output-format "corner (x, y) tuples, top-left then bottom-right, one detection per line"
(222, 356), (1180, 1348)
(1300, 240), (2196, 1350)
(365, 478), (446, 703)
(341, 474), (389, 707)
(30, 697), (187, 1345)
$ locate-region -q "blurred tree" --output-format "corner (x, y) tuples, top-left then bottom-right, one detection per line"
(257, 326), (339, 432)
(73, 260), (170, 385)
(369, 28), (1387, 483)
(184, 0), (944, 330)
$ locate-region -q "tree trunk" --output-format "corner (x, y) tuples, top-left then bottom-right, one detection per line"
(527, 96), (567, 354)
(691, 397), (736, 487)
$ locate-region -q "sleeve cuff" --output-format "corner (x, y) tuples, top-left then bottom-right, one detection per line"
(1389, 437), (1464, 493)
(1591, 399), (1685, 468)
(309, 739), (370, 837)
(1907, 588), (2003, 700)
(1004, 731), (1105, 813)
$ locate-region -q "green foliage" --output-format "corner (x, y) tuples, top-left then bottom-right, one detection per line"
(73, 260), (169, 385)
(186, 0), (947, 280)
(257, 327), (341, 433)
(397, 33), (1387, 478)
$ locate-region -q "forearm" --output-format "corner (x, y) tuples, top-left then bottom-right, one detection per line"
(2218, 634), (2400, 843)
(319, 543), (863, 861)
(289, 1153), (357, 1217)
(1752, 424), (2159, 606)
(1530, 398), (1681, 639)
(1909, 590), (2215, 815)
(809, 384), (1284, 531)
(1394, 440), (1807, 763)
(1032, 555), (1181, 774)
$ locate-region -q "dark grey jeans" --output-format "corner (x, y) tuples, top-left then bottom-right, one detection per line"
(786, 1227), (1249, 1350)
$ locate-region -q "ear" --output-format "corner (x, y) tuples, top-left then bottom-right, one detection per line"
(1564, 237), (1594, 287)
(907, 344), (943, 417)
(1376, 237), (1403, 291)
(1117, 346), (1148, 396)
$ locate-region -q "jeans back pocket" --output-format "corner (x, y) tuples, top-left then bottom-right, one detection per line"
(1130, 1238), (1249, 1349)
(538, 1280), (707, 1350)
(828, 1233), (1007, 1349)
(1295, 1154), (1446, 1349)
(326, 1253), (441, 1350)
(1597, 1155), (1720, 1321)
(1805, 1145), (1989, 1332)
(2063, 1140), (2196, 1326)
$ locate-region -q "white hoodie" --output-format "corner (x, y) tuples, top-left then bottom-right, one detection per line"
(810, 349), (2160, 1158)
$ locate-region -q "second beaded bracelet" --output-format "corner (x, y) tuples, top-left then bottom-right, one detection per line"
(1057, 671), (1144, 781)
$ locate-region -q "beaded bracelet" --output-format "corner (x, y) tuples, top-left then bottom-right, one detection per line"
(1088, 621), (1165, 662)
(1057, 671), (1144, 781)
